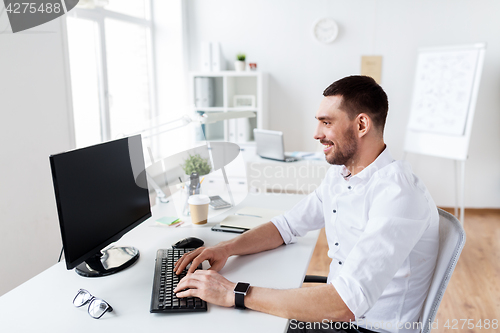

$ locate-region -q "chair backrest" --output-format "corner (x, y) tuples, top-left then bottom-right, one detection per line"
(420, 208), (466, 333)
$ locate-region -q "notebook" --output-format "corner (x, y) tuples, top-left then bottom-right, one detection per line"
(220, 207), (284, 229)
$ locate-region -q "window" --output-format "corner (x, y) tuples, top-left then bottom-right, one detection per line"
(66, 0), (155, 149)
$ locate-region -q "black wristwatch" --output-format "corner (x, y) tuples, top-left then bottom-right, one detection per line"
(234, 282), (250, 309)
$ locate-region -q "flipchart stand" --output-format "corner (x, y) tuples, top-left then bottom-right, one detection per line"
(403, 43), (486, 225)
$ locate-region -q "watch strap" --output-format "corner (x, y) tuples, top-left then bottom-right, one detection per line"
(235, 291), (246, 310)
(234, 282), (250, 310)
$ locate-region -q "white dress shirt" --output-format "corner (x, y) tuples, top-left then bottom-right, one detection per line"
(271, 148), (439, 333)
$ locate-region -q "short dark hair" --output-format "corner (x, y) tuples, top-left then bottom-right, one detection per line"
(323, 75), (388, 132)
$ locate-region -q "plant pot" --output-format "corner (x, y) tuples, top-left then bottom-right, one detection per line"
(234, 60), (246, 71)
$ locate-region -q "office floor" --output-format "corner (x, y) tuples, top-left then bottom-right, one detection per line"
(303, 208), (500, 332)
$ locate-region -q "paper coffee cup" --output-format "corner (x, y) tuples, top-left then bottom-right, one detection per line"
(188, 194), (210, 225)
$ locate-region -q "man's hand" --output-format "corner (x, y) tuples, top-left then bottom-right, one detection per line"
(174, 244), (230, 274)
(174, 270), (236, 308)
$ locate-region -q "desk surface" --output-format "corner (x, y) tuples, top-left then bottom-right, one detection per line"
(0, 193), (319, 333)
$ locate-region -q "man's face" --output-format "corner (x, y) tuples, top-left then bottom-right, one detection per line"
(314, 95), (358, 166)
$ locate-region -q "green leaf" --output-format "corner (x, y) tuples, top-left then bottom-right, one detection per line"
(182, 153), (211, 175)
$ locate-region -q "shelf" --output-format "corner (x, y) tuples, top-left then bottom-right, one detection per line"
(194, 107), (225, 112)
(190, 71), (267, 144)
(194, 107), (258, 112)
(227, 107), (258, 112)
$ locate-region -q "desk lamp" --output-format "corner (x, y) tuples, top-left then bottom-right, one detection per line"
(136, 111), (255, 207)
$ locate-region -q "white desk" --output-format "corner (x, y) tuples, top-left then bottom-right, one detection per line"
(0, 193), (319, 333)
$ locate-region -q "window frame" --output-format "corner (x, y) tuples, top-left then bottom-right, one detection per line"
(66, 2), (157, 143)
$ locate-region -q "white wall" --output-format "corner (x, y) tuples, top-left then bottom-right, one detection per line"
(0, 17), (73, 296)
(185, 0), (500, 208)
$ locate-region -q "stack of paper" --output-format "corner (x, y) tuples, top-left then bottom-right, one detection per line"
(156, 216), (183, 227)
(220, 207), (284, 229)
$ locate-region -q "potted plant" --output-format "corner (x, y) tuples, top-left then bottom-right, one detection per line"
(235, 53), (246, 71)
(181, 154), (211, 176)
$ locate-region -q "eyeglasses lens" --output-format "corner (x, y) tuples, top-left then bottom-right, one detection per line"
(73, 289), (92, 307)
(88, 299), (110, 319)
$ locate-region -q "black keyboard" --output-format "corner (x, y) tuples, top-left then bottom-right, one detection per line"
(150, 248), (207, 313)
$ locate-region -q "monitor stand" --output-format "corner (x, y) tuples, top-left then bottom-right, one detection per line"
(75, 246), (140, 277)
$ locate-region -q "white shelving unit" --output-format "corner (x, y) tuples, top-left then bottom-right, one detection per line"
(189, 71), (268, 146)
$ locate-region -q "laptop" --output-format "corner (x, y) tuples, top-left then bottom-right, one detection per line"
(253, 129), (298, 162)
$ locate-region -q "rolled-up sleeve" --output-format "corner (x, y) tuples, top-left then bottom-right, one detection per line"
(330, 173), (435, 318)
(271, 187), (326, 244)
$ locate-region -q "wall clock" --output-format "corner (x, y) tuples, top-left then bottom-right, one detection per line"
(312, 17), (339, 44)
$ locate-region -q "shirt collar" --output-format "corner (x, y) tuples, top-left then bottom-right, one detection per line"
(340, 146), (394, 182)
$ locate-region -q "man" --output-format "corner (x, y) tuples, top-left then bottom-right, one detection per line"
(174, 76), (439, 333)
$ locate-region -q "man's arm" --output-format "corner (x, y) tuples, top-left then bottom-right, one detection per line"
(223, 221), (285, 256)
(176, 184), (326, 274)
(174, 270), (355, 323)
(175, 221), (284, 274)
(246, 284), (354, 322)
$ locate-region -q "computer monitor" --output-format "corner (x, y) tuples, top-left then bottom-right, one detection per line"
(50, 135), (151, 277)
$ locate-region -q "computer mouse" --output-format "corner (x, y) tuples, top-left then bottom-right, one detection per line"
(172, 237), (204, 249)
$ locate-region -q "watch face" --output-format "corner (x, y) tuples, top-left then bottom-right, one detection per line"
(234, 282), (250, 293)
(313, 17), (339, 44)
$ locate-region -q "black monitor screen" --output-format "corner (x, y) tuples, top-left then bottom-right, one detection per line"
(50, 135), (151, 270)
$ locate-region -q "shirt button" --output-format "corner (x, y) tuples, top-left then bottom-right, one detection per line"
(332, 209), (337, 213)
(338, 261), (343, 265)
(335, 242), (339, 246)
(347, 186), (352, 190)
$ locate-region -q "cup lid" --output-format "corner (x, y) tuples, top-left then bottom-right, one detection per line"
(188, 194), (210, 205)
